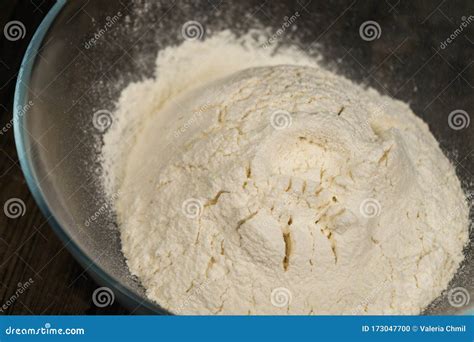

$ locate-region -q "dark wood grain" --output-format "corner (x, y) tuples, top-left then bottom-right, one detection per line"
(0, 0), (129, 315)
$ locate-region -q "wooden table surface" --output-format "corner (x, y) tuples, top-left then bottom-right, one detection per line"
(0, 0), (129, 315)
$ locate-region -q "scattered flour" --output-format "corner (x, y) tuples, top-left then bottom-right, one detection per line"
(101, 31), (469, 314)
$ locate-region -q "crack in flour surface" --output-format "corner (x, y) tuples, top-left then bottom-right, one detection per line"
(101, 31), (469, 314)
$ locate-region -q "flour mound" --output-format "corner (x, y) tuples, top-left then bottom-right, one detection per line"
(103, 33), (469, 315)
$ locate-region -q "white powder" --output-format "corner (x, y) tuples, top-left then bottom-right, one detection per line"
(102, 31), (469, 314)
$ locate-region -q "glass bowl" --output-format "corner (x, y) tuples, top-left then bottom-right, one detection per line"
(14, 0), (473, 314)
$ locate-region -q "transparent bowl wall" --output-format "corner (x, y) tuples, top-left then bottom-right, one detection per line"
(14, 0), (473, 314)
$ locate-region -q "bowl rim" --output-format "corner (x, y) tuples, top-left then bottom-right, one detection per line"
(13, 0), (165, 314)
(13, 0), (472, 316)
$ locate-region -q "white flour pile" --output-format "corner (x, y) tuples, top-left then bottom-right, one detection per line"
(101, 31), (469, 314)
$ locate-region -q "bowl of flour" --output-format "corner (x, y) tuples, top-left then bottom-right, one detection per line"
(14, 0), (472, 314)
(100, 31), (470, 315)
